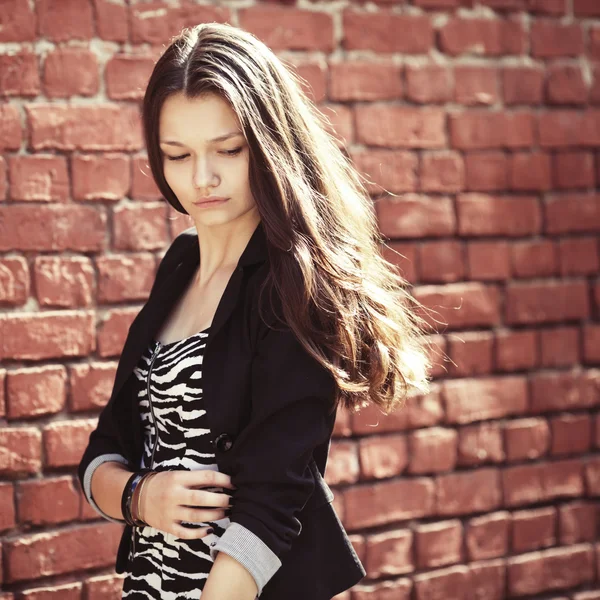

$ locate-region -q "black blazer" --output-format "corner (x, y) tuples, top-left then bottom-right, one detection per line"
(78, 221), (366, 599)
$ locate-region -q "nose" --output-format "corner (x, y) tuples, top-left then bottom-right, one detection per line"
(192, 155), (219, 191)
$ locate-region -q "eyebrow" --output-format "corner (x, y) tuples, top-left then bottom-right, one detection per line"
(159, 131), (244, 146)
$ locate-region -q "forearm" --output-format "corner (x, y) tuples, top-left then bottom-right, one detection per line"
(202, 551), (259, 600)
(90, 461), (132, 520)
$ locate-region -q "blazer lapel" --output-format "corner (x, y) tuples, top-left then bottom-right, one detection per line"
(110, 248), (199, 403)
(109, 220), (268, 407)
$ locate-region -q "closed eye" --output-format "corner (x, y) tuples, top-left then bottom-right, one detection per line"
(164, 148), (243, 161)
(220, 147), (243, 156)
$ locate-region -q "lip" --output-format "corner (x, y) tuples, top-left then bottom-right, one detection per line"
(193, 197), (229, 206)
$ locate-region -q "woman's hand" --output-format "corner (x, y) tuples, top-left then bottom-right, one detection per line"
(140, 469), (234, 539)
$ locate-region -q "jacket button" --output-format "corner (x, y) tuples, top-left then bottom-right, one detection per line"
(213, 433), (234, 452)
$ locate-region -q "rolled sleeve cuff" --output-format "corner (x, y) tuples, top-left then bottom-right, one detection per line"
(83, 453), (129, 524)
(210, 522), (282, 596)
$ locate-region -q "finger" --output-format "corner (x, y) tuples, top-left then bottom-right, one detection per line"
(179, 507), (228, 523)
(183, 489), (233, 508)
(176, 470), (235, 489)
(172, 524), (215, 541)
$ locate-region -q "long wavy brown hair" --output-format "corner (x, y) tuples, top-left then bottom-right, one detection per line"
(142, 22), (430, 413)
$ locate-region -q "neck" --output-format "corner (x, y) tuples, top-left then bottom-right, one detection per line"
(193, 209), (261, 286)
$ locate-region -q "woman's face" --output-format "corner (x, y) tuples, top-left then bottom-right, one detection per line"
(158, 92), (258, 228)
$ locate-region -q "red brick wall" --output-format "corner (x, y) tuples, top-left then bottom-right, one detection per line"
(0, 0), (599, 598)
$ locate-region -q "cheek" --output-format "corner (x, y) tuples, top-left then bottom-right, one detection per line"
(163, 163), (187, 192)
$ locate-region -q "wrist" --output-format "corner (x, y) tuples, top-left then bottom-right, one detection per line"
(121, 470), (150, 526)
(135, 471), (159, 525)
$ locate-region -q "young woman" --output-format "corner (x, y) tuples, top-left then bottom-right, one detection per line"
(78, 22), (430, 600)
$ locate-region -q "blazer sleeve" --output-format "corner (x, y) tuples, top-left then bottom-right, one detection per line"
(210, 317), (337, 594)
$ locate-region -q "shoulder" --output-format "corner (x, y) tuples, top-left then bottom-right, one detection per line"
(168, 225), (198, 257)
(151, 226), (198, 292)
(161, 225), (198, 265)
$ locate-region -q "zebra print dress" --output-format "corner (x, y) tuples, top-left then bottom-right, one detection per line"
(122, 327), (232, 599)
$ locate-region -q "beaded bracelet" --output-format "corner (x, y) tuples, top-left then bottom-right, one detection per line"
(121, 470), (149, 526)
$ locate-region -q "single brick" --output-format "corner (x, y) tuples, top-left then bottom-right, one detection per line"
(241, 7), (334, 51)
(559, 501), (598, 544)
(344, 478), (434, 529)
(553, 151), (595, 189)
(505, 280), (589, 325)
(558, 237), (599, 276)
(343, 12), (433, 54)
(43, 419), (97, 468)
(511, 239), (557, 278)
(105, 55), (154, 101)
(504, 418), (550, 462)
(329, 61), (402, 102)
(26, 104), (143, 152)
(365, 529), (414, 578)
(4, 523), (122, 582)
(356, 106), (446, 149)
(358, 434), (408, 480)
(16, 476), (79, 525)
(69, 362), (118, 413)
(531, 21), (584, 58)
(458, 422), (504, 466)
(495, 329), (539, 372)
(0, 0), (36, 42)
(443, 376), (527, 424)
(0, 428), (42, 476)
(0, 205), (106, 253)
(503, 66), (544, 105)
(351, 149), (417, 195)
(96, 254), (155, 304)
(440, 18), (525, 56)
(503, 459), (583, 507)
(43, 48), (98, 97)
(113, 203), (169, 251)
(530, 371), (599, 412)
(436, 468), (501, 516)
(454, 66), (499, 106)
(416, 520), (462, 568)
(97, 307), (140, 358)
(511, 506), (556, 552)
(546, 64), (588, 105)
(37, 0), (94, 42)
(419, 151), (465, 193)
(450, 112), (534, 150)
(545, 193), (600, 234)
(467, 241), (511, 281)
(464, 151), (507, 192)
(408, 428), (458, 474)
(414, 565), (470, 600)
(376, 195), (455, 239)
(34, 256), (95, 308)
(457, 194), (541, 236)
(508, 152), (552, 192)
(419, 241), (465, 283)
(413, 283), (500, 331)
(405, 64), (452, 104)
(0, 482), (16, 532)
(71, 154), (130, 202)
(9, 155), (69, 202)
(6, 366), (66, 420)
(0, 52), (40, 97)
(0, 257), (29, 306)
(466, 511), (510, 561)
(550, 413), (592, 456)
